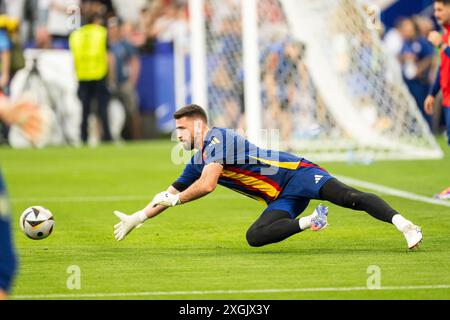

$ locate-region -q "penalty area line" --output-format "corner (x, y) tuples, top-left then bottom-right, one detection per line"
(12, 284), (450, 299)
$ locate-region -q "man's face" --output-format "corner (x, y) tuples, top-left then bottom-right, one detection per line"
(175, 117), (205, 151)
(435, 2), (450, 26)
(399, 20), (416, 40)
(108, 25), (120, 40)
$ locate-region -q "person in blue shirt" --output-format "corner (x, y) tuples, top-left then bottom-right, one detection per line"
(107, 17), (141, 140)
(0, 25), (11, 96)
(114, 105), (423, 250)
(0, 97), (43, 299)
(398, 17), (435, 127)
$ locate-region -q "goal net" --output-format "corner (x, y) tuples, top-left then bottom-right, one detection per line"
(194, 0), (443, 161)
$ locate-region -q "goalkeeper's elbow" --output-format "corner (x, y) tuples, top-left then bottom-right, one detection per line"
(203, 183), (217, 194)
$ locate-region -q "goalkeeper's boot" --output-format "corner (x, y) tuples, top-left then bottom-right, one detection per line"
(403, 224), (423, 250)
(434, 187), (450, 200)
(311, 204), (329, 231)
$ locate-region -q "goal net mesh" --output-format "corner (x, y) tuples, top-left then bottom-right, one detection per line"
(202, 0), (443, 161)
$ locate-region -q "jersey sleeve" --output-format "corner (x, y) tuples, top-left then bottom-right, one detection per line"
(430, 67), (441, 97)
(421, 40), (435, 58)
(172, 161), (202, 192)
(203, 144), (226, 165)
(444, 46), (450, 58)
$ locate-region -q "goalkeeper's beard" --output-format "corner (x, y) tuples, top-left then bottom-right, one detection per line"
(182, 140), (194, 151)
(182, 135), (203, 151)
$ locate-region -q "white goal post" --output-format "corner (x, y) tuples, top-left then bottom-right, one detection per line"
(189, 0), (444, 161)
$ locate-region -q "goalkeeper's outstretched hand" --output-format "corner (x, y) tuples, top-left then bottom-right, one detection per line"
(151, 192), (181, 208)
(114, 210), (147, 241)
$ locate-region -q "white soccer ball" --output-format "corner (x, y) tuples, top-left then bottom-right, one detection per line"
(19, 206), (55, 240)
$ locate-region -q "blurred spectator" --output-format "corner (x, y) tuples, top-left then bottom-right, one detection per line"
(136, 7), (156, 53)
(107, 16), (141, 140)
(69, 13), (112, 143)
(45, 0), (80, 49)
(37, 0), (49, 27)
(120, 20), (145, 48)
(413, 15), (441, 89)
(34, 26), (53, 49)
(414, 15), (435, 38)
(81, 0), (116, 23)
(426, 0), (450, 146)
(0, 16), (11, 142)
(398, 17), (434, 127)
(0, 1), (25, 20)
(149, 2), (186, 42)
(5, 17), (24, 80)
(383, 17), (405, 58)
(0, 16), (11, 96)
(137, 0), (188, 52)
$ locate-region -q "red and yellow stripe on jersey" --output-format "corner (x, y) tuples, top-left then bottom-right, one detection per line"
(173, 127), (327, 205)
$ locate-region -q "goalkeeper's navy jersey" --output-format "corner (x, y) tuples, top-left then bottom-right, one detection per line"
(173, 127), (327, 204)
(0, 170), (17, 293)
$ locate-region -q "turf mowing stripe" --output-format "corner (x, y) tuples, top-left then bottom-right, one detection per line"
(336, 176), (450, 208)
(10, 195), (242, 203)
(10, 177), (450, 206)
(12, 284), (450, 299)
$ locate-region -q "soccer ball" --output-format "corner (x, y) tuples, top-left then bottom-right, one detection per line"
(19, 206), (55, 240)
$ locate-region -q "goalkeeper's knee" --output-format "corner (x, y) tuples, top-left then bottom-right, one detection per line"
(342, 190), (378, 210)
(246, 227), (266, 247)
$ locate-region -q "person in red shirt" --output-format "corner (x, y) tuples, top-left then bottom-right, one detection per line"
(426, 0), (450, 200)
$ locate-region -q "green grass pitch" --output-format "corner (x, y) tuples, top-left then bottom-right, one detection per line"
(1, 138), (449, 300)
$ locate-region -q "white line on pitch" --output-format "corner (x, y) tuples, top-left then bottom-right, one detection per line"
(12, 284), (450, 300)
(336, 176), (450, 208)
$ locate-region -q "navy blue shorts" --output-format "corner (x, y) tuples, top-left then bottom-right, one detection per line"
(263, 164), (334, 219)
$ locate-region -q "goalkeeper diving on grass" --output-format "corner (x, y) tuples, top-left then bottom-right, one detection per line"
(114, 105), (423, 250)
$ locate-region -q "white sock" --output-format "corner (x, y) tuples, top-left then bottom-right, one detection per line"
(392, 214), (412, 233)
(299, 210), (319, 231)
(299, 216), (311, 231)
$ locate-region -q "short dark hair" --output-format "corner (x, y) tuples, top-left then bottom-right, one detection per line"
(86, 13), (104, 25)
(173, 104), (208, 123)
(435, 0), (450, 5)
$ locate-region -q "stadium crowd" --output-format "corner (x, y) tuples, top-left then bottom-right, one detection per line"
(0, 0), (189, 144)
(0, 0), (447, 144)
(384, 14), (439, 130)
